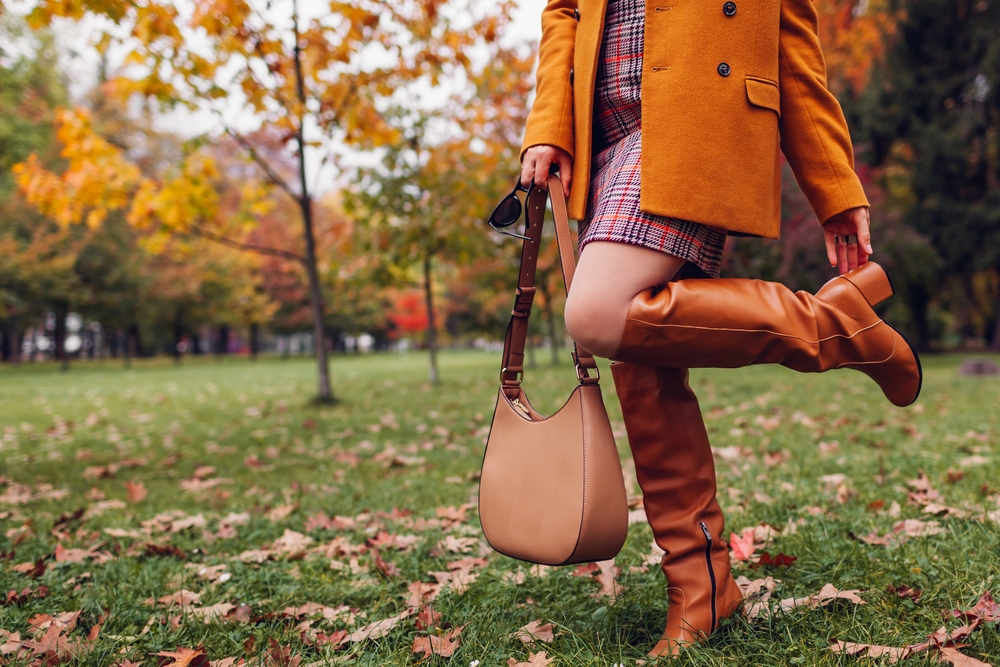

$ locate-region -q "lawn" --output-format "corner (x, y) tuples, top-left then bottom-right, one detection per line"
(1, 350), (999, 666)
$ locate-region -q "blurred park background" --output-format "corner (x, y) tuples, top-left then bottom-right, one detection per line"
(1, 0), (999, 402)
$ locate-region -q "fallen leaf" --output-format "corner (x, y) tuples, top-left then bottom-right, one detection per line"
(951, 591), (1000, 623)
(507, 651), (554, 667)
(344, 609), (412, 643)
(736, 576), (776, 618)
(830, 639), (912, 664)
(514, 620), (555, 643)
(156, 647), (209, 667)
(125, 480), (147, 503)
(415, 606), (441, 631)
(593, 559), (622, 600)
(411, 625), (463, 658)
(188, 602), (235, 623)
(753, 552), (797, 569)
(146, 590), (201, 607)
(730, 529), (757, 562)
(938, 646), (993, 667)
(887, 584), (922, 602)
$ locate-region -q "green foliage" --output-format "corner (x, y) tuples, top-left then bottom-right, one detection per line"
(857, 0), (1000, 346)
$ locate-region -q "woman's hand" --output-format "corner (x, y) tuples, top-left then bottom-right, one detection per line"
(521, 145), (572, 197)
(822, 206), (873, 275)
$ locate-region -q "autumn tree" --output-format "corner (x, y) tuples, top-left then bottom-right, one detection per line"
(350, 42), (535, 383)
(19, 0), (516, 401)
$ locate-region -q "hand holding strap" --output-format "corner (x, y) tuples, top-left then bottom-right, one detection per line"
(499, 175), (598, 395)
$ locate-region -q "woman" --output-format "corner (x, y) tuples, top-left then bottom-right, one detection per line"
(518, 0), (922, 657)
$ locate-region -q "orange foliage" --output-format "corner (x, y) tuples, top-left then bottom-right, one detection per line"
(815, 0), (898, 97)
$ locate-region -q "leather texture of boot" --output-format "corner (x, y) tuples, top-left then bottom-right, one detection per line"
(612, 262), (922, 407)
(611, 361), (743, 657)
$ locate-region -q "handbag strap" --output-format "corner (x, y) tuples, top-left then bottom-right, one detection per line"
(499, 174), (599, 397)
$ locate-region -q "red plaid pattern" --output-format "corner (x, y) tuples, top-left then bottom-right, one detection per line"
(579, 0), (727, 278)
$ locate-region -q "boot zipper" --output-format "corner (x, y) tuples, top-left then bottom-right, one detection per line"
(699, 521), (718, 631)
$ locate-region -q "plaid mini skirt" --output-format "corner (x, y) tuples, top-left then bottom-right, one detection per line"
(578, 0), (727, 278)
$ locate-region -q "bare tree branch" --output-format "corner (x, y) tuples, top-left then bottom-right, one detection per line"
(225, 128), (299, 201)
(186, 225), (305, 263)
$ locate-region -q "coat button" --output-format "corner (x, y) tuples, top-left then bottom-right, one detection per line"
(723, 1), (737, 15)
(570, 69), (575, 85)
(574, 8), (580, 20)
(717, 62), (731, 77)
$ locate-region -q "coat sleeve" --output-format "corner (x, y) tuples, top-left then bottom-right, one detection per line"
(520, 0), (578, 161)
(778, 0), (869, 224)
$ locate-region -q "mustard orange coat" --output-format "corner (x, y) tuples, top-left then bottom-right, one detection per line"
(521, 0), (869, 238)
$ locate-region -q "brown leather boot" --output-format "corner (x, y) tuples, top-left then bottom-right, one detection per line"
(612, 262), (922, 407)
(611, 361), (743, 657)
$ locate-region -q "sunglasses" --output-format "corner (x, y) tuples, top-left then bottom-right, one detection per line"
(486, 179), (533, 241)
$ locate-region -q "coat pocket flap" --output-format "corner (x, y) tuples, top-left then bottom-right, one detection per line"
(746, 77), (780, 116)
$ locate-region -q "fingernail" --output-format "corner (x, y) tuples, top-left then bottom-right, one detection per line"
(866, 245), (874, 254)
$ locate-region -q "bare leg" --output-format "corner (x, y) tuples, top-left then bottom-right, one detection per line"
(565, 241), (686, 358)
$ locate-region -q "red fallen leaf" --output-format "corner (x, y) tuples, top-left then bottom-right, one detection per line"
(304, 629), (347, 647)
(730, 529), (757, 562)
(125, 481), (147, 503)
(950, 591), (1000, 623)
(264, 639), (302, 667)
(53, 509), (86, 529)
(752, 552), (798, 569)
(157, 646), (209, 667)
(227, 604), (252, 623)
(571, 563), (599, 577)
(304, 513), (337, 532)
(21, 623), (80, 660)
(243, 455), (265, 469)
(3, 585), (48, 606)
(412, 625), (464, 658)
(415, 606), (442, 631)
(302, 419), (317, 430)
(887, 584), (922, 602)
(13, 558), (46, 578)
(406, 582), (442, 609)
(144, 543), (188, 559)
(374, 552), (399, 578)
(867, 500), (885, 512)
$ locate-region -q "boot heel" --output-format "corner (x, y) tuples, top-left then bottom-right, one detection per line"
(842, 262), (894, 306)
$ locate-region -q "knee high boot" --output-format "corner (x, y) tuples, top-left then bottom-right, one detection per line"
(612, 262), (922, 407)
(611, 361), (742, 657)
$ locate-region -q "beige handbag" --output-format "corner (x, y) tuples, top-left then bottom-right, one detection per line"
(478, 175), (629, 566)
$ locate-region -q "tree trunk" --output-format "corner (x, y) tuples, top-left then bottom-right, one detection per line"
(0, 324), (12, 362)
(54, 305), (69, 372)
(191, 330), (203, 355)
(292, 0), (334, 403)
(132, 325), (143, 358)
(250, 323), (260, 360)
(123, 329), (131, 369)
(216, 326), (230, 358)
(173, 317), (184, 366)
(423, 252), (440, 385)
(992, 275), (1000, 351)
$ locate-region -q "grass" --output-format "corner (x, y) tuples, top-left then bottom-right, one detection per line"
(1, 350), (999, 666)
